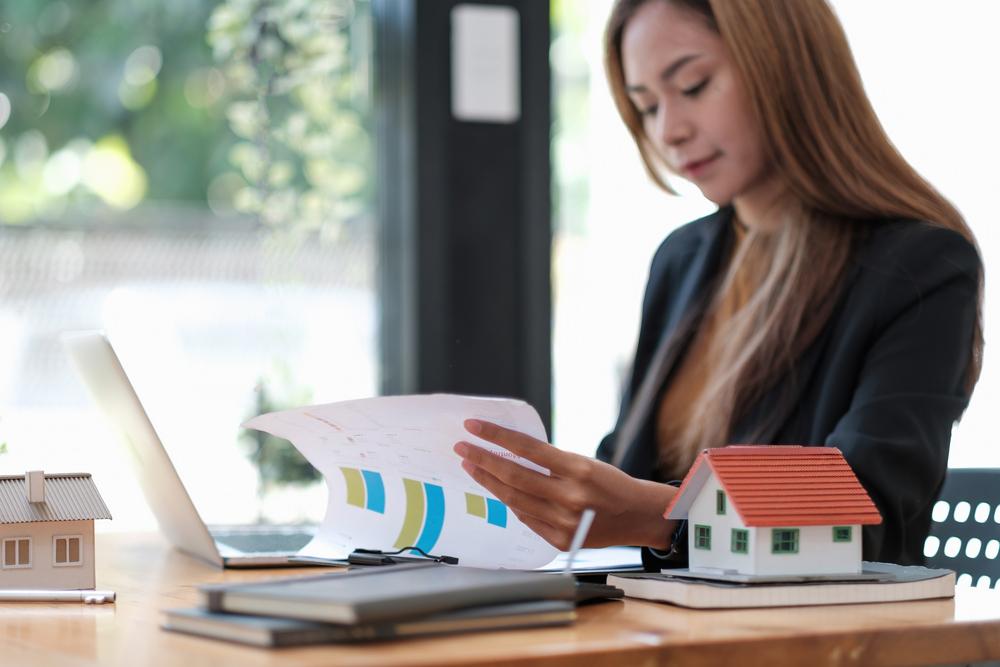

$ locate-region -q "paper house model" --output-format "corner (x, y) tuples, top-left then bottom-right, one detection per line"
(0, 471), (112, 590)
(664, 446), (882, 576)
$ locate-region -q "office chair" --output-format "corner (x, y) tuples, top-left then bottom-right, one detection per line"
(924, 468), (1000, 589)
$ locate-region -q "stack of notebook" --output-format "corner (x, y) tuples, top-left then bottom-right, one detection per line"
(163, 562), (579, 647)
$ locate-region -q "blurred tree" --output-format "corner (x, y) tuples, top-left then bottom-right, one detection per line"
(0, 0), (231, 221)
(241, 367), (321, 490)
(207, 0), (371, 239)
(0, 0), (372, 233)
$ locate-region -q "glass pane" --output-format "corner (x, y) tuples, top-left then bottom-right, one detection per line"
(0, 1), (376, 530)
(3, 540), (14, 566)
(18, 539), (29, 565)
(69, 537), (80, 563)
(56, 538), (67, 563)
(550, 0), (715, 454)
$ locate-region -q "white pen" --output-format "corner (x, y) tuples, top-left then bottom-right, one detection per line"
(0, 589), (116, 604)
(562, 508), (596, 575)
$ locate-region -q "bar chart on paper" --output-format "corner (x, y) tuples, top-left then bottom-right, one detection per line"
(465, 492), (507, 528)
(339, 467), (386, 514)
(393, 479), (446, 553)
(245, 394), (560, 568)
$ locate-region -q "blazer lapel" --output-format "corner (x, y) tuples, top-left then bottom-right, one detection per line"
(659, 206), (735, 348)
(732, 254), (865, 445)
(612, 207), (735, 472)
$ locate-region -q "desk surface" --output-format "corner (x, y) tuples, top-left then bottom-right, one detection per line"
(2, 533), (999, 667)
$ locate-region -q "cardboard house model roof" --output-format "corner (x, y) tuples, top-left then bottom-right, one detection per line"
(664, 446), (882, 527)
(0, 473), (112, 524)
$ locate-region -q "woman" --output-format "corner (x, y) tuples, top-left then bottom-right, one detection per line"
(454, 0), (982, 566)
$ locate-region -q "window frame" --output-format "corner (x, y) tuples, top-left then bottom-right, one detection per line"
(2, 536), (32, 569)
(716, 489), (726, 515)
(771, 528), (799, 554)
(694, 524), (712, 550)
(731, 528), (749, 554)
(53, 535), (84, 567)
(833, 526), (852, 543)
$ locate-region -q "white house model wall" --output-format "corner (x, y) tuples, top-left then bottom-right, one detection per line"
(686, 474), (863, 576)
(668, 446), (881, 577)
(0, 520), (97, 589)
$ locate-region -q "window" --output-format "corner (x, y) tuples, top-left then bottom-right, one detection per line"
(731, 528), (749, 554)
(0, 1), (376, 531)
(716, 490), (727, 515)
(2, 537), (31, 568)
(833, 526), (853, 543)
(694, 524), (712, 550)
(53, 536), (83, 566)
(772, 529), (799, 554)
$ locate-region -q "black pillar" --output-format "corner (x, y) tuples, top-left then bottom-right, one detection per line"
(374, 0), (552, 432)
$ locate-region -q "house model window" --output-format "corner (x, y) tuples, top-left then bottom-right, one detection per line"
(731, 528), (749, 554)
(833, 526), (852, 543)
(53, 536), (83, 566)
(694, 524), (712, 550)
(3, 537), (32, 569)
(716, 490), (726, 515)
(772, 529), (799, 554)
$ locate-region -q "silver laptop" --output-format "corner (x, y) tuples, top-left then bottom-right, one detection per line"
(63, 331), (316, 568)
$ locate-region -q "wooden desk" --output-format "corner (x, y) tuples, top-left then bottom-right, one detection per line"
(2, 533), (999, 666)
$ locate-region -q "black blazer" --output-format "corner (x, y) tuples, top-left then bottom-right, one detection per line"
(596, 206), (981, 565)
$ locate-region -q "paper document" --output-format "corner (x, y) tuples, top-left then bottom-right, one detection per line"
(244, 394), (559, 569)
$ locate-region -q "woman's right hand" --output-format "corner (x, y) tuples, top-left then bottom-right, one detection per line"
(454, 419), (678, 551)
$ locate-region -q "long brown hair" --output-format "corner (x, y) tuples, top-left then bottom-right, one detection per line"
(604, 0), (984, 475)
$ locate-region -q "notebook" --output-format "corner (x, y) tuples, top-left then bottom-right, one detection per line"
(163, 600), (576, 647)
(202, 562), (577, 624)
(607, 562), (955, 609)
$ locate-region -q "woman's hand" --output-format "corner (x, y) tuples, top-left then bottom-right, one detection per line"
(454, 419), (677, 551)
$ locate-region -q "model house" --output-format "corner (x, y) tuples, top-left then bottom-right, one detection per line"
(0, 471), (112, 590)
(664, 446), (882, 576)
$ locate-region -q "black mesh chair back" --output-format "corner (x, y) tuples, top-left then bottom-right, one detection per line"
(924, 468), (1000, 589)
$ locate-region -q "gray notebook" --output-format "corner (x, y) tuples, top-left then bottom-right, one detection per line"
(164, 600), (576, 647)
(201, 562), (577, 624)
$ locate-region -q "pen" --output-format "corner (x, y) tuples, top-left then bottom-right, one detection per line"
(0, 589), (116, 604)
(562, 508), (596, 575)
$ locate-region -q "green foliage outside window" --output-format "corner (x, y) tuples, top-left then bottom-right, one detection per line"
(0, 0), (228, 221)
(206, 0), (371, 237)
(0, 0), (371, 234)
(240, 363), (320, 490)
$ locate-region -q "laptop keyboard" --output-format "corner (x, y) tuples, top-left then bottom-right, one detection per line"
(212, 532), (314, 554)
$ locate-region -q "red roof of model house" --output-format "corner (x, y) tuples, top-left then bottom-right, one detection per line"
(663, 446), (882, 527)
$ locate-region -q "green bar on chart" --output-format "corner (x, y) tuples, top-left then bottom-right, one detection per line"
(465, 492), (487, 518)
(340, 467), (366, 509)
(393, 478), (425, 548)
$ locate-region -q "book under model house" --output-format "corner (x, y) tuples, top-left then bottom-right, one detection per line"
(607, 446), (955, 609)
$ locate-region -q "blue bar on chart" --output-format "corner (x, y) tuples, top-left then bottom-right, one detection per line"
(340, 467), (385, 514)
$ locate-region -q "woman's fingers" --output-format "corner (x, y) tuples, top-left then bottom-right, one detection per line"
(454, 441), (555, 497)
(463, 419), (570, 473)
(459, 459), (577, 529)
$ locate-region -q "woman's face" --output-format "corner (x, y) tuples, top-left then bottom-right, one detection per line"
(621, 1), (776, 207)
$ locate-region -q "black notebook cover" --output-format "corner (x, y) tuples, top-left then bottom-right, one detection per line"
(164, 600), (576, 647)
(201, 562), (577, 624)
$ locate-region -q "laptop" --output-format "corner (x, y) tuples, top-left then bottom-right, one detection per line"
(63, 330), (316, 568)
